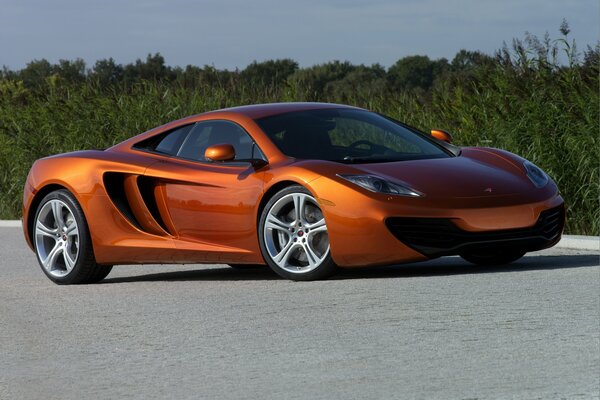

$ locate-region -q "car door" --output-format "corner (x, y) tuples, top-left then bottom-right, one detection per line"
(141, 120), (266, 259)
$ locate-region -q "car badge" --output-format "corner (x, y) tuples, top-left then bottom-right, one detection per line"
(484, 187), (493, 193)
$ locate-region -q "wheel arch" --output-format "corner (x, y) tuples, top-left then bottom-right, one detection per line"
(257, 180), (311, 224)
(26, 183), (73, 247)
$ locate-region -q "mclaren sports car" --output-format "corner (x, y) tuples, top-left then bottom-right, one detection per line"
(22, 102), (565, 283)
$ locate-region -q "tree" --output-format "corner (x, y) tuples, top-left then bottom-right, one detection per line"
(91, 58), (124, 87)
(287, 61), (357, 100)
(123, 53), (173, 83)
(55, 58), (86, 84)
(387, 55), (449, 91)
(241, 59), (298, 87)
(451, 50), (494, 71)
(325, 64), (387, 101)
(19, 59), (54, 88)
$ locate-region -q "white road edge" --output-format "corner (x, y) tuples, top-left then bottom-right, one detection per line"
(0, 220), (21, 228)
(2, 220), (598, 251)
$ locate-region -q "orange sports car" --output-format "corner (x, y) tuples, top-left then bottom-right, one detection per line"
(22, 102), (564, 283)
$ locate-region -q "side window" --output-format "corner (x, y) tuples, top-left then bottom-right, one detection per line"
(177, 121), (256, 161)
(134, 124), (194, 155)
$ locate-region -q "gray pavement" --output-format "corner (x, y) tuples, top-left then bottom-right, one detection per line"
(0, 226), (598, 400)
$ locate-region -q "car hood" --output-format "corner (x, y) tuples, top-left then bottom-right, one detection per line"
(354, 152), (532, 199)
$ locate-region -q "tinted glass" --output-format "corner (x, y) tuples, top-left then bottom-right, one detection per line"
(255, 109), (450, 163)
(137, 124), (194, 155)
(177, 120), (255, 161)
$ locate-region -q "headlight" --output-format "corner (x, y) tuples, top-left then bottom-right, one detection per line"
(524, 160), (549, 188)
(337, 174), (422, 197)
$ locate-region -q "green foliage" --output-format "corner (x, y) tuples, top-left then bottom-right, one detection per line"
(241, 59), (299, 87)
(18, 59), (54, 88)
(90, 58), (124, 87)
(388, 55), (449, 92)
(451, 50), (495, 71)
(123, 53), (174, 83)
(0, 28), (598, 235)
(287, 60), (357, 101)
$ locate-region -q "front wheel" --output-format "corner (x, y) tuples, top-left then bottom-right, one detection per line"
(34, 189), (112, 284)
(258, 185), (337, 281)
(460, 250), (525, 266)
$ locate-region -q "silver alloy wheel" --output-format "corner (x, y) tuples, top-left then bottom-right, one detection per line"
(35, 199), (80, 278)
(263, 192), (329, 273)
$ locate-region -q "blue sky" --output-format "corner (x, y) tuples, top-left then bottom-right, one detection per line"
(1, 0), (597, 70)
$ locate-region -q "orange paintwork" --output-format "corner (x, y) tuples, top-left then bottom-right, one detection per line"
(204, 143), (236, 162)
(22, 102), (564, 268)
(431, 129), (453, 143)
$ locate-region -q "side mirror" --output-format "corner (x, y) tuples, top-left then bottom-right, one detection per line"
(430, 129), (453, 144)
(205, 143), (235, 162)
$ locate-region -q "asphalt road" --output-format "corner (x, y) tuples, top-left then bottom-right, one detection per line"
(1, 227), (598, 400)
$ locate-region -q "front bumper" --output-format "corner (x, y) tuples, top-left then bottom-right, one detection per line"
(309, 176), (565, 267)
(385, 205), (564, 257)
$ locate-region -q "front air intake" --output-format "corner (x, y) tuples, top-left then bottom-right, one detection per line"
(385, 206), (564, 257)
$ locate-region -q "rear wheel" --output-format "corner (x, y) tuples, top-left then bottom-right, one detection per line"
(34, 189), (112, 284)
(258, 185), (337, 281)
(460, 250), (525, 266)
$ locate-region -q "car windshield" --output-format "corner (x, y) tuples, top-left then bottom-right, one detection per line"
(255, 108), (451, 163)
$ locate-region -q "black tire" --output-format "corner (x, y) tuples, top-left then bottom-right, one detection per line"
(258, 185), (337, 281)
(87, 265), (114, 283)
(33, 189), (110, 284)
(460, 250), (526, 266)
(228, 264), (265, 270)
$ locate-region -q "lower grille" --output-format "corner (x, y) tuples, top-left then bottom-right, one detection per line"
(385, 206), (565, 257)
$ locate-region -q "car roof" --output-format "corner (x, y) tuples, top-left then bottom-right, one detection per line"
(109, 102), (364, 155)
(201, 102), (363, 120)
